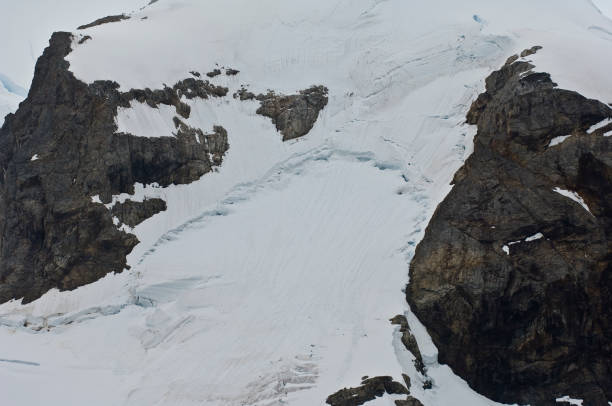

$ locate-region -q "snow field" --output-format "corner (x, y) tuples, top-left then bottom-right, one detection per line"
(2, 0), (612, 405)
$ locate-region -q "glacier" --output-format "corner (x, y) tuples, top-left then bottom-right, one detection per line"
(1, 0), (612, 405)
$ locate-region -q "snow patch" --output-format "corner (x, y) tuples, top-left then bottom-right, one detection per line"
(115, 101), (178, 138)
(587, 117), (612, 133)
(548, 134), (571, 146)
(30, 154), (39, 161)
(525, 232), (544, 242)
(556, 395), (583, 405)
(554, 187), (593, 215)
(502, 233), (543, 254)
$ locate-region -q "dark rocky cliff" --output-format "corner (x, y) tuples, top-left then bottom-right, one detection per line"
(0, 32), (327, 304)
(0, 32), (230, 304)
(407, 50), (612, 405)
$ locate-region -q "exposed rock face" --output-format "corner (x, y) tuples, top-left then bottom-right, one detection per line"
(256, 86), (328, 141)
(326, 376), (408, 406)
(77, 14), (130, 30)
(206, 69), (221, 78)
(394, 397), (424, 406)
(111, 198), (167, 228)
(407, 51), (612, 405)
(0, 32), (229, 304)
(121, 77), (229, 120)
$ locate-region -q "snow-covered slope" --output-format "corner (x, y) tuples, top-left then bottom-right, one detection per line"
(0, 0), (147, 90)
(1, 1), (611, 405)
(0, 0), (147, 126)
(592, 0), (612, 19)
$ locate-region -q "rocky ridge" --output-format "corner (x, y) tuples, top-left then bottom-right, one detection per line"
(77, 14), (130, 30)
(407, 48), (612, 405)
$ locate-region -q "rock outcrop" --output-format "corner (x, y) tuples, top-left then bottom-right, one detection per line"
(326, 316), (430, 406)
(206, 69), (222, 78)
(0, 31), (328, 305)
(390, 315), (428, 378)
(0, 32), (229, 304)
(326, 376), (408, 406)
(111, 198), (167, 228)
(407, 49), (612, 405)
(77, 14), (130, 30)
(256, 86), (329, 141)
(232, 85), (328, 140)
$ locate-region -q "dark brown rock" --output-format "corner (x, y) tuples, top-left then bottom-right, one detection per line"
(78, 35), (92, 45)
(504, 54), (519, 65)
(520, 45), (542, 58)
(401, 373), (411, 391)
(119, 78), (228, 120)
(172, 77), (228, 99)
(234, 86), (256, 101)
(0, 32), (229, 304)
(256, 86), (328, 141)
(206, 69), (221, 78)
(111, 198), (167, 228)
(394, 397), (424, 406)
(390, 315), (427, 376)
(326, 376), (408, 406)
(77, 14), (129, 30)
(407, 48), (612, 405)
(226, 68), (240, 76)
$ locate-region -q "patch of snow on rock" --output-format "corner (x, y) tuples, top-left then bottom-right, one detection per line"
(587, 117), (612, 133)
(525, 232), (544, 242)
(548, 135), (571, 146)
(556, 395), (583, 405)
(554, 187), (593, 215)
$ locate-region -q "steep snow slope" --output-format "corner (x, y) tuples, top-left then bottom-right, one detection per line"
(1, 1), (612, 405)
